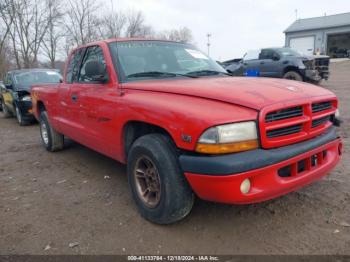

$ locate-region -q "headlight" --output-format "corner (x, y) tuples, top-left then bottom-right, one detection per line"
(196, 121), (259, 154)
(21, 95), (31, 101)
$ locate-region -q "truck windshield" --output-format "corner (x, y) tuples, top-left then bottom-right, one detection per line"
(13, 71), (62, 88)
(109, 41), (227, 82)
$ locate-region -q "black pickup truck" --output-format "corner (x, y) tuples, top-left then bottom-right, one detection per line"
(225, 47), (329, 84)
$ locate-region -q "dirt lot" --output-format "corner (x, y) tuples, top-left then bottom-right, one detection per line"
(0, 61), (349, 255)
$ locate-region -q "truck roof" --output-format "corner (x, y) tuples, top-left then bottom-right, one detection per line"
(70, 38), (188, 52)
(8, 68), (60, 74)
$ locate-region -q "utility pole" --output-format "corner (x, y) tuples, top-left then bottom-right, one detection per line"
(207, 33), (211, 56)
(295, 9), (298, 20)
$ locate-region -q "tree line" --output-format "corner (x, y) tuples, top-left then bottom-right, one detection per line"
(0, 0), (193, 77)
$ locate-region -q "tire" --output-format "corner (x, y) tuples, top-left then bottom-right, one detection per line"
(15, 104), (29, 126)
(283, 71), (303, 81)
(312, 79), (323, 85)
(127, 134), (194, 224)
(40, 111), (64, 152)
(0, 98), (12, 118)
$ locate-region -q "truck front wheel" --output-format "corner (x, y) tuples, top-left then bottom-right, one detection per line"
(127, 134), (194, 224)
(283, 71), (303, 81)
(40, 111), (64, 152)
(15, 104), (29, 126)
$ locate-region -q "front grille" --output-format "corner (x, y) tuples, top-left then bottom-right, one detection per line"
(312, 101), (332, 113)
(265, 106), (303, 123)
(315, 58), (330, 67)
(261, 99), (336, 147)
(312, 116), (331, 128)
(267, 124), (303, 138)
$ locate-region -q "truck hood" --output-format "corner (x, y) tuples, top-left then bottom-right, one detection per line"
(123, 76), (335, 110)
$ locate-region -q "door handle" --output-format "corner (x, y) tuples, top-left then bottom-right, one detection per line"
(71, 94), (78, 102)
(260, 62), (265, 64)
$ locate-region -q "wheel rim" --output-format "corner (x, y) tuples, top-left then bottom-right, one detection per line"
(133, 156), (161, 208)
(285, 75), (296, 80)
(16, 106), (22, 123)
(41, 122), (49, 145)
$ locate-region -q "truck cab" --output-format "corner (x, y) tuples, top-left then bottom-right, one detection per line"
(31, 39), (342, 224)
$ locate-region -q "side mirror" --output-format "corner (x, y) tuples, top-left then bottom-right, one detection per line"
(85, 60), (108, 83)
(272, 54), (280, 61)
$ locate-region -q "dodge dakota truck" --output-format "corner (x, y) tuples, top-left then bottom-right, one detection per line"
(31, 39), (342, 224)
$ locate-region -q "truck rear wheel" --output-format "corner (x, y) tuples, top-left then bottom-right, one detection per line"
(283, 71), (303, 81)
(127, 134), (194, 224)
(1, 99), (12, 118)
(40, 111), (64, 152)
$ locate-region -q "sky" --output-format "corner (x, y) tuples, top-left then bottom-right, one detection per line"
(110, 0), (350, 61)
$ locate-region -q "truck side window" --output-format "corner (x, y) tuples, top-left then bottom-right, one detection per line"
(78, 46), (107, 83)
(243, 50), (260, 61)
(259, 49), (274, 60)
(66, 49), (84, 83)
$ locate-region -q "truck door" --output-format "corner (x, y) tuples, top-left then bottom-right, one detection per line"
(258, 49), (280, 77)
(242, 50), (261, 76)
(57, 48), (85, 139)
(73, 45), (117, 155)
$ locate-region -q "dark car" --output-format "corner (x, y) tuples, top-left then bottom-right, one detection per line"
(0, 81), (5, 111)
(226, 47), (330, 84)
(0, 69), (62, 125)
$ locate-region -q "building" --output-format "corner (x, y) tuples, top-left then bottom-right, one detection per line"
(284, 12), (350, 57)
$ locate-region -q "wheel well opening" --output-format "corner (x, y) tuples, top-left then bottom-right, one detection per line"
(123, 121), (174, 157)
(37, 101), (46, 113)
(283, 66), (300, 75)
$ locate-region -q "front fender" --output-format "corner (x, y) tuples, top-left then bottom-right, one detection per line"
(118, 89), (258, 153)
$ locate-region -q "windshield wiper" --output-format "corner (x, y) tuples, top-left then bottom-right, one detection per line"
(185, 70), (232, 77)
(127, 71), (198, 79)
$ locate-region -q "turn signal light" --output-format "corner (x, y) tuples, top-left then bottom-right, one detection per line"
(195, 139), (259, 154)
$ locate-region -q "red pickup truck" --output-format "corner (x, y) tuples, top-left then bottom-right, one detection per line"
(31, 39), (342, 224)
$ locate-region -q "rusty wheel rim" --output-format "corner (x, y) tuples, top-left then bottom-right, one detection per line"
(134, 155), (161, 208)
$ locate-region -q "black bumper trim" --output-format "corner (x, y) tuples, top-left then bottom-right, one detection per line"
(179, 126), (339, 176)
(17, 100), (34, 118)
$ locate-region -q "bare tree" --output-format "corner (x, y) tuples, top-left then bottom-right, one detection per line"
(125, 10), (152, 37)
(0, 0), (22, 68)
(0, 0), (194, 72)
(65, 0), (100, 46)
(41, 0), (64, 68)
(0, 0), (51, 68)
(159, 27), (193, 43)
(0, 40), (13, 78)
(98, 11), (126, 39)
(0, 0), (14, 55)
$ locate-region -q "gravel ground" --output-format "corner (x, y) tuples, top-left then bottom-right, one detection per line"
(0, 62), (349, 255)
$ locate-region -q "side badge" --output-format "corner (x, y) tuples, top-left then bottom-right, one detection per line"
(181, 133), (192, 143)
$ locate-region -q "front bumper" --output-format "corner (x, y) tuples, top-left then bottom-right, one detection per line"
(180, 127), (342, 204)
(305, 69), (322, 81)
(17, 100), (34, 120)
